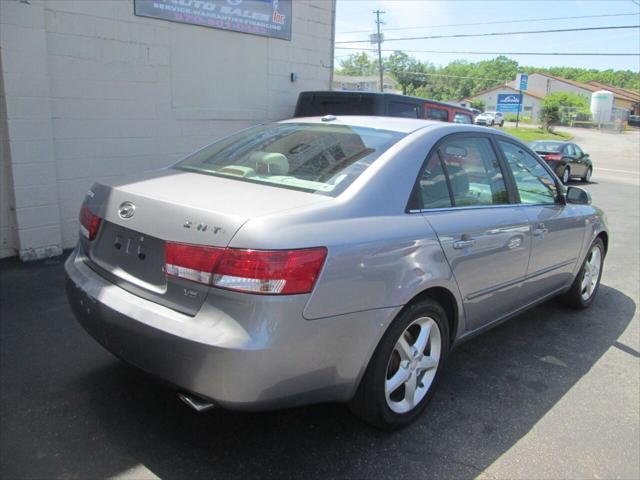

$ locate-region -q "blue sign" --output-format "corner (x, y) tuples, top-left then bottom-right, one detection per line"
(497, 93), (523, 112)
(518, 73), (528, 91)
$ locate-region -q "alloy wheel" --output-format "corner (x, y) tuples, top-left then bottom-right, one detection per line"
(385, 317), (441, 414)
(562, 168), (570, 184)
(580, 245), (602, 301)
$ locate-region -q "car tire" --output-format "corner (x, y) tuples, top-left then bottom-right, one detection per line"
(500, 121), (504, 127)
(490, 120), (495, 126)
(582, 167), (592, 182)
(559, 238), (605, 309)
(561, 167), (570, 184)
(349, 298), (449, 430)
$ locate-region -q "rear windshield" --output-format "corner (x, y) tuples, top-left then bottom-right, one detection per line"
(530, 141), (562, 152)
(174, 123), (406, 196)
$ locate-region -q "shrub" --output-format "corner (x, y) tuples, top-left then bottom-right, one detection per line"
(539, 92), (590, 131)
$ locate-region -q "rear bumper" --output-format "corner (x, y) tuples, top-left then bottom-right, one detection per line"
(65, 248), (397, 410)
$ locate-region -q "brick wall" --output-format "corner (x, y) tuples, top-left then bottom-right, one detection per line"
(0, 0), (335, 259)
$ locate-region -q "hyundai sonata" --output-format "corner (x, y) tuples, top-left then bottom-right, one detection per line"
(66, 116), (607, 429)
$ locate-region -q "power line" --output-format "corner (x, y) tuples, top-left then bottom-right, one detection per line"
(334, 47), (640, 57)
(338, 12), (640, 34)
(335, 24), (640, 44)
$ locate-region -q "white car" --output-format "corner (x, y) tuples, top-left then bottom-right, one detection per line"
(475, 111), (505, 127)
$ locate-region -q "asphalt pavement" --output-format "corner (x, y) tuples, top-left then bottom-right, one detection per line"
(1, 127), (638, 480)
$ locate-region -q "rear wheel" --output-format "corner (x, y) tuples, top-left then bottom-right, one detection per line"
(582, 167), (592, 182)
(560, 238), (604, 309)
(561, 167), (570, 184)
(349, 298), (449, 430)
(499, 120), (505, 127)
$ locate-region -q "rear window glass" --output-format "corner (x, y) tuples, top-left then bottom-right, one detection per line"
(530, 141), (562, 152)
(174, 123), (406, 197)
(426, 108), (448, 122)
(453, 113), (472, 124)
(388, 101), (420, 118)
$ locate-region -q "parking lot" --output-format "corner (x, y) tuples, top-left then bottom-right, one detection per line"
(1, 127), (638, 480)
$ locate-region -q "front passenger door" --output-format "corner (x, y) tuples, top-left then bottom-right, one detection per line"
(497, 140), (586, 299)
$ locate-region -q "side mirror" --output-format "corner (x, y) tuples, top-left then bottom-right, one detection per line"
(566, 186), (591, 205)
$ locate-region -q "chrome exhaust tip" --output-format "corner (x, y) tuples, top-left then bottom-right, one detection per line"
(178, 392), (215, 412)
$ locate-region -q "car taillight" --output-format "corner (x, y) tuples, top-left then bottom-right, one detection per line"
(79, 204), (102, 241)
(165, 242), (225, 285)
(543, 154), (562, 162)
(164, 243), (327, 295)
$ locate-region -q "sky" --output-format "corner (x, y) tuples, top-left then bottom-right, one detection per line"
(334, 0), (640, 71)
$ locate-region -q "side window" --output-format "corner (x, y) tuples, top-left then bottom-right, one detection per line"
(426, 108), (449, 122)
(453, 113), (472, 124)
(419, 152), (452, 209)
(498, 141), (558, 205)
(573, 144), (583, 157)
(438, 136), (509, 206)
(564, 144), (576, 156)
(389, 101), (419, 118)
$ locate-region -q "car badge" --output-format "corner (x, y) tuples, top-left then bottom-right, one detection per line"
(118, 201), (136, 219)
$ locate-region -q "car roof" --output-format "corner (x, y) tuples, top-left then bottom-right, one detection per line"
(279, 116), (442, 134)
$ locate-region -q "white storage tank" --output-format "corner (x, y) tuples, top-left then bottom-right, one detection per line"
(590, 90), (614, 124)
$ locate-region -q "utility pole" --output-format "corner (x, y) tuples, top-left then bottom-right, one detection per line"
(373, 10), (385, 93)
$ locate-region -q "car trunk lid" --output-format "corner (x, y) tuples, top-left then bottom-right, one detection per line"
(82, 169), (329, 315)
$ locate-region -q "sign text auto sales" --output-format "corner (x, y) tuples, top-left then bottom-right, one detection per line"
(134, 0), (292, 40)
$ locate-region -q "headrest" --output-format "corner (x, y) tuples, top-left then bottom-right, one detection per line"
(249, 152), (289, 175)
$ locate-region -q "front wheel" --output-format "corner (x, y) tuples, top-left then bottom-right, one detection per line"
(561, 167), (570, 184)
(560, 238), (605, 309)
(499, 120), (504, 127)
(349, 299), (449, 430)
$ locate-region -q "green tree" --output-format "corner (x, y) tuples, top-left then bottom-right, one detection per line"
(336, 53), (376, 76)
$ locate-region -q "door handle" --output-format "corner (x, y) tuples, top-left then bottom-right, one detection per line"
(453, 239), (476, 249)
(532, 223), (548, 237)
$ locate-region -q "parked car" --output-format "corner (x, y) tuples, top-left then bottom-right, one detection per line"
(66, 117), (607, 429)
(475, 111), (504, 127)
(294, 91), (475, 124)
(529, 140), (593, 184)
(628, 115), (640, 127)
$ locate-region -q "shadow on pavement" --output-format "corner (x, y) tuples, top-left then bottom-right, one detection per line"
(0, 256), (635, 479)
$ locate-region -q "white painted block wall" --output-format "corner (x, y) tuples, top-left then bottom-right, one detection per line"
(0, 0), (335, 259)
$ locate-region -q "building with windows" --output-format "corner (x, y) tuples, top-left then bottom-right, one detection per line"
(0, 0), (336, 259)
(464, 72), (640, 121)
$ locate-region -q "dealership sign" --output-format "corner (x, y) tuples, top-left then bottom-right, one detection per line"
(497, 93), (523, 113)
(134, 0), (292, 40)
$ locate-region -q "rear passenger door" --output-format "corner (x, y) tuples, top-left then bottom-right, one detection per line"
(418, 134), (531, 331)
(497, 139), (586, 299)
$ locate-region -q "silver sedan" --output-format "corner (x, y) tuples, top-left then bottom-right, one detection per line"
(65, 116), (607, 429)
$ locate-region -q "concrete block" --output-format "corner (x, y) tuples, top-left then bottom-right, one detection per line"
(17, 223), (62, 252)
(0, 0), (46, 29)
(5, 96), (51, 120)
(13, 184), (59, 209)
(7, 119), (53, 141)
(8, 139), (55, 164)
(15, 204), (61, 229)
(11, 162), (57, 187)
